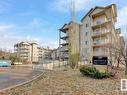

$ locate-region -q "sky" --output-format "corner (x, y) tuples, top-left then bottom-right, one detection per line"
(0, 0), (127, 51)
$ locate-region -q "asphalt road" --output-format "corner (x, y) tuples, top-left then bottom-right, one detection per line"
(0, 65), (43, 91)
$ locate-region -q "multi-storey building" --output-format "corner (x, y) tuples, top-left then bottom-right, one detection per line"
(59, 22), (80, 61)
(31, 43), (38, 63)
(80, 4), (118, 64)
(14, 42), (32, 62)
(59, 4), (123, 65)
(51, 47), (59, 60)
(14, 41), (52, 63)
(38, 47), (52, 61)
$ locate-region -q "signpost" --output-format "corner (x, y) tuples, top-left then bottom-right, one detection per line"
(92, 56), (108, 65)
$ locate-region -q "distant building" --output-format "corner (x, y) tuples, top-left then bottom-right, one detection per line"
(38, 47), (52, 61)
(50, 48), (59, 60)
(14, 41), (52, 63)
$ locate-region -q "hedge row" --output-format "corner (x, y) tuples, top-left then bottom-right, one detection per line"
(80, 66), (112, 79)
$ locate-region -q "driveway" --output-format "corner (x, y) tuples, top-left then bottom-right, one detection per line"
(0, 65), (43, 91)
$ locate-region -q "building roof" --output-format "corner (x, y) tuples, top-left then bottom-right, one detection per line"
(31, 42), (38, 45)
(81, 4), (117, 22)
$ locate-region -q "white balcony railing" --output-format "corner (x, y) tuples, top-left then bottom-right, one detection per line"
(93, 51), (106, 56)
(93, 19), (110, 26)
(93, 30), (110, 36)
(60, 46), (68, 51)
(93, 41), (105, 45)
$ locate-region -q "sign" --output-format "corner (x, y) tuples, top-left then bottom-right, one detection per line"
(92, 56), (108, 65)
(121, 79), (127, 91)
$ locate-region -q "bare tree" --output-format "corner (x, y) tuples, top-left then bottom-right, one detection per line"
(113, 28), (127, 75)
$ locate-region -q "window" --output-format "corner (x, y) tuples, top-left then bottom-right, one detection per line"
(86, 23), (88, 27)
(85, 48), (87, 54)
(85, 32), (88, 36)
(96, 20), (101, 24)
(85, 41), (88, 45)
(94, 48), (99, 51)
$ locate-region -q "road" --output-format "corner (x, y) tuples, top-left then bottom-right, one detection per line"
(0, 65), (43, 91)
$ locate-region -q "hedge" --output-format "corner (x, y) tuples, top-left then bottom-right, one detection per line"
(80, 65), (112, 79)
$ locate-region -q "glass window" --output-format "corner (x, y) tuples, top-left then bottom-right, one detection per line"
(86, 23), (88, 27)
(85, 32), (88, 36)
(83, 48), (88, 54)
(85, 41), (88, 45)
(94, 48), (99, 51)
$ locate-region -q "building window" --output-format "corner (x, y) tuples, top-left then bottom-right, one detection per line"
(85, 32), (88, 36)
(84, 48), (88, 55)
(85, 41), (88, 45)
(94, 48), (99, 51)
(86, 23), (88, 27)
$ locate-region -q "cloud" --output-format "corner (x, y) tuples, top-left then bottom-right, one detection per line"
(38, 40), (58, 49)
(0, 23), (58, 51)
(0, 24), (15, 31)
(30, 18), (42, 26)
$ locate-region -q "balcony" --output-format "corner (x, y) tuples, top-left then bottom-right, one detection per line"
(20, 47), (30, 50)
(93, 51), (107, 56)
(93, 41), (109, 48)
(60, 42), (69, 46)
(60, 46), (68, 52)
(60, 54), (69, 59)
(92, 10), (108, 18)
(60, 35), (69, 40)
(92, 20), (111, 30)
(20, 49), (30, 53)
(59, 24), (69, 33)
(92, 30), (110, 38)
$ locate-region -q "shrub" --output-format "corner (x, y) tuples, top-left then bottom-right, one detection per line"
(80, 65), (112, 79)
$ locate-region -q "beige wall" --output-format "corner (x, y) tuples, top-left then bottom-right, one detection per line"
(80, 4), (119, 64)
(31, 43), (38, 63)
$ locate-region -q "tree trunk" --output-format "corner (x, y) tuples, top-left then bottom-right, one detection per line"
(117, 60), (120, 68)
(125, 59), (127, 75)
(125, 48), (127, 75)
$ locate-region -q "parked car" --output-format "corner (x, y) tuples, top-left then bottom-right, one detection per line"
(0, 60), (11, 67)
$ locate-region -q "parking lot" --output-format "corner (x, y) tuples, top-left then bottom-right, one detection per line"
(0, 65), (43, 91)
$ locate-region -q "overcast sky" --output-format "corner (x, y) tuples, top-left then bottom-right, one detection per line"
(0, 0), (126, 51)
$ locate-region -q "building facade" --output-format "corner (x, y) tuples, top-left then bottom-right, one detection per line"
(14, 42), (32, 62)
(59, 22), (80, 61)
(80, 4), (118, 64)
(14, 41), (51, 63)
(59, 4), (123, 65)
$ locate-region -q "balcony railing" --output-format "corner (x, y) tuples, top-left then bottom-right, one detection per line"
(92, 30), (110, 37)
(60, 35), (69, 40)
(93, 41), (109, 47)
(92, 19), (111, 29)
(93, 51), (107, 56)
(60, 46), (68, 52)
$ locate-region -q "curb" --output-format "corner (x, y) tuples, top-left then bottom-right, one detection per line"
(0, 71), (44, 93)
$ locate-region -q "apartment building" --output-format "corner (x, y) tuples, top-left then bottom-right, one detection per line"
(14, 42), (32, 62)
(80, 4), (118, 63)
(59, 22), (80, 61)
(31, 43), (38, 63)
(51, 48), (59, 60)
(38, 47), (52, 61)
(14, 41), (51, 63)
(59, 4), (122, 64)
